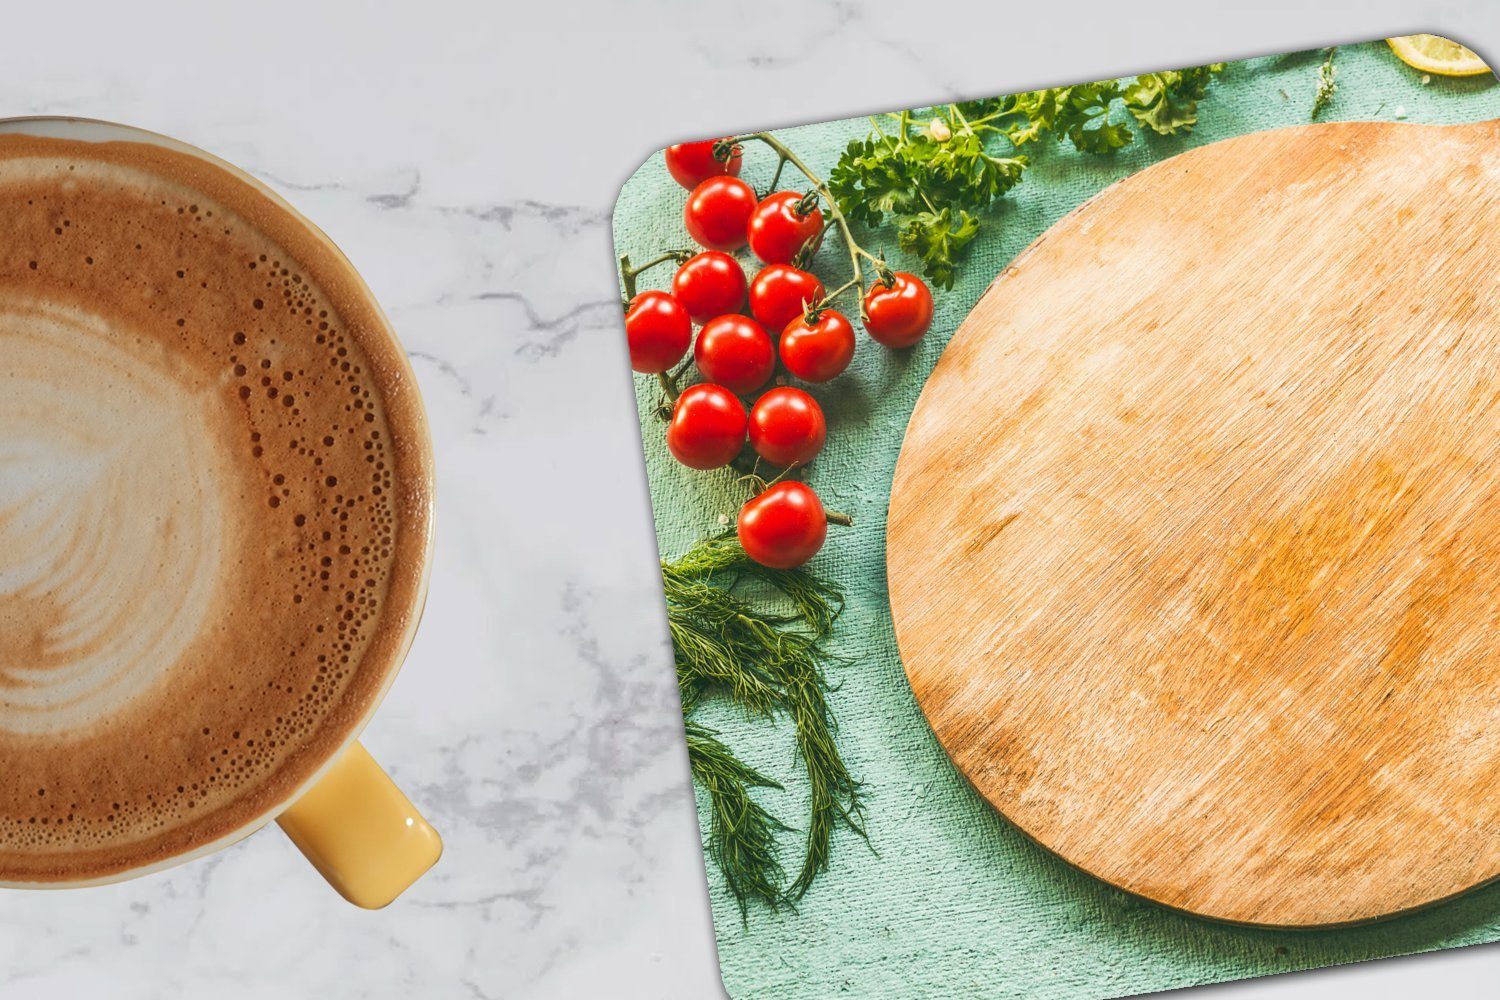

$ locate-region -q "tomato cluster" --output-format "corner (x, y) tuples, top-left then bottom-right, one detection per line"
(625, 136), (936, 568)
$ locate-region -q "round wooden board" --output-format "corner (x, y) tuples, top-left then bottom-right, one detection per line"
(887, 119), (1500, 927)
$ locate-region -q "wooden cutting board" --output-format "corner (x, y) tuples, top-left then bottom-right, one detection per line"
(886, 119), (1500, 927)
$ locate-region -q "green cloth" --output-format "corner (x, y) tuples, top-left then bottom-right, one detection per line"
(613, 40), (1500, 1000)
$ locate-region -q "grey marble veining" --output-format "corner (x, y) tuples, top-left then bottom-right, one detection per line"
(1, 2), (1497, 997)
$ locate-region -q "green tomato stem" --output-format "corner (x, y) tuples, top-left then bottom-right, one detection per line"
(619, 249), (694, 300)
(738, 464), (853, 527)
(727, 132), (870, 321)
(657, 369), (680, 404)
(815, 277), (863, 314)
(767, 154), (789, 196)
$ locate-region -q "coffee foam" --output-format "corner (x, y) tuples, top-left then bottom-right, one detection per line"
(0, 135), (430, 882)
(0, 299), (228, 733)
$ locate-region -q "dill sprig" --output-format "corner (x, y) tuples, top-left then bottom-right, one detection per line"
(685, 721), (790, 911)
(664, 535), (867, 918)
(781, 654), (867, 899)
(1312, 47), (1338, 120)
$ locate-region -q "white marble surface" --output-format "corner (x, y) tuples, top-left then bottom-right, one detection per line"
(1, 2), (1497, 997)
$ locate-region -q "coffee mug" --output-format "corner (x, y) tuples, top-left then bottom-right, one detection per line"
(0, 117), (440, 908)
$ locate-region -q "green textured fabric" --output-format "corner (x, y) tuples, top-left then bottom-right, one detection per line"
(612, 40), (1500, 1000)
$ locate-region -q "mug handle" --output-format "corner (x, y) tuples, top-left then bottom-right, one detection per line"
(276, 741), (442, 908)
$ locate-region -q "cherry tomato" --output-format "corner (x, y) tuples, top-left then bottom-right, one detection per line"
(863, 272), (934, 348)
(747, 191), (824, 265)
(663, 139), (742, 190)
(671, 251), (747, 324)
(748, 264), (825, 333)
(684, 176), (757, 252)
(624, 290), (692, 374)
(779, 308), (855, 383)
(738, 481), (827, 569)
(695, 315), (774, 394)
(749, 387), (826, 467)
(666, 384), (747, 470)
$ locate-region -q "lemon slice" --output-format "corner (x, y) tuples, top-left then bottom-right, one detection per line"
(1387, 34), (1491, 77)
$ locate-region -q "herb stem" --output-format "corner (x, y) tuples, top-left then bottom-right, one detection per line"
(965, 106), (1009, 128)
(950, 102), (974, 134)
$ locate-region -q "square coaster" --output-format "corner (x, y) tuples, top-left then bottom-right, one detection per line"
(612, 36), (1500, 999)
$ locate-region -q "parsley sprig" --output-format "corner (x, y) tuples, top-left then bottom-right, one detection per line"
(830, 108), (1025, 290)
(829, 64), (1224, 289)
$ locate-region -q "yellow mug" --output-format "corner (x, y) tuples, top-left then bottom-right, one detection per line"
(0, 117), (440, 908)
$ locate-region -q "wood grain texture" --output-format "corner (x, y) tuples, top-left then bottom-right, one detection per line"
(887, 119), (1500, 927)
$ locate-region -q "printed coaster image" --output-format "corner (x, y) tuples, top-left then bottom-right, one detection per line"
(611, 36), (1500, 999)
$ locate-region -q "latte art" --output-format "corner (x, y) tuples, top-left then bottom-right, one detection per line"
(0, 133), (430, 883)
(0, 299), (227, 734)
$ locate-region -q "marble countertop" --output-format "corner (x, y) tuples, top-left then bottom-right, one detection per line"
(1, 2), (1496, 997)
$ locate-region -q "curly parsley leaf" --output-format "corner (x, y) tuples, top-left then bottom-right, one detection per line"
(926, 130), (1028, 205)
(1005, 81), (1133, 152)
(897, 208), (980, 290)
(1124, 64), (1225, 135)
(829, 135), (922, 227)
(829, 117), (1024, 288)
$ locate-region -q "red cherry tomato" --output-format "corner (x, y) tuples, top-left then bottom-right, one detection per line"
(663, 139), (742, 190)
(624, 291), (692, 374)
(749, 387), (826, 467)
(684, 176), (757, 252)
(671, 251), (747, 325)
(738, 481), (827, 569)
(748, 264), (825, 333)
(863, 272), (934, 348)
(666, 384), (747, 470)
(695, 315), (774, 394)
(779, 308), (855, 383)
(747, 191), (824, 265)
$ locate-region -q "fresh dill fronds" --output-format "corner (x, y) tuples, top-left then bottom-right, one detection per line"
(781, 654), (867, 899)
(666, 577), (788, 717)
(1312, 47), (1338, 120)
(685, 721), (790, 916)
(664, 535), (866, 917)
